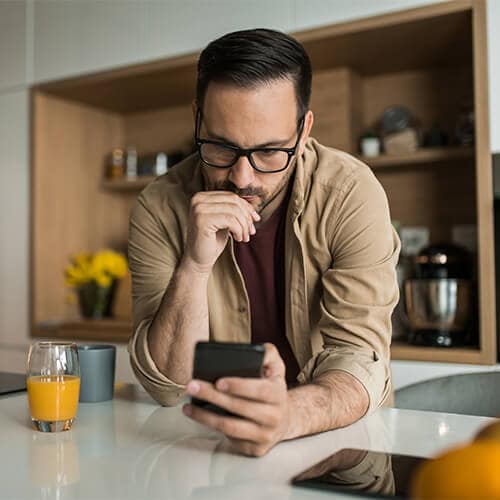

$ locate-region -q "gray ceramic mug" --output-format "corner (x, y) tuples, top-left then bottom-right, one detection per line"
(78, 345), (116, 402)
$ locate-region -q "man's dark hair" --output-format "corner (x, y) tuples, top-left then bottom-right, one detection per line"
(196, 28), (312, 120)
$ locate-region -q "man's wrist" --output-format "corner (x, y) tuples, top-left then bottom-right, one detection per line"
(178, 256), (213, 279)
(283, 389), (301, 441)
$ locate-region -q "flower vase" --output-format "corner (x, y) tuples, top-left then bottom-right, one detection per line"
(78, 281), (116, 319)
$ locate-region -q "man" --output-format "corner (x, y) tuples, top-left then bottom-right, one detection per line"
(128, 28), (400, 457)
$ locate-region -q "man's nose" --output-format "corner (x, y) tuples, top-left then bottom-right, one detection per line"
(228, 155), (256, 188)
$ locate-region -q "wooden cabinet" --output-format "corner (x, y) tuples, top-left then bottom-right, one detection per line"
(31, 1), (497, 364)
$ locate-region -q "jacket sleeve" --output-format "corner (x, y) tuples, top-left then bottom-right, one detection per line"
(127, 194), (187, 406)
(297, 166), (400, 412)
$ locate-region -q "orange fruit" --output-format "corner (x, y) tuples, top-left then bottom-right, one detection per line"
(410, 441), (500, 499)
(475, 420), (500, 443)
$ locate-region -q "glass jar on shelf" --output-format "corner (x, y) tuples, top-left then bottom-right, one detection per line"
(106, 149), (124, 179)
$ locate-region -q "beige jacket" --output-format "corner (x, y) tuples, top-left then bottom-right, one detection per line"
(128, 138), (400, 409)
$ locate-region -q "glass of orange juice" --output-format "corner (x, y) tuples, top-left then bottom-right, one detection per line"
(27, 342), (80, 432)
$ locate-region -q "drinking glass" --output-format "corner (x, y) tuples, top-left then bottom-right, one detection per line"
(27, 342), (80, 432)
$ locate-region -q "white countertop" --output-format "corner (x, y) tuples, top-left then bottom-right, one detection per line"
(0, 384), (494, 499)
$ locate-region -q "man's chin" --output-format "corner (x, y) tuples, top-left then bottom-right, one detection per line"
(240, 195), (264, 212)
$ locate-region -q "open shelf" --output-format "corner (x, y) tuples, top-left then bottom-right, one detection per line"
(391, 340), (483, 364)
(34, 319), (132, 343)
(360, 146), (474, 169)
(29, 1), (496, 364)
(102, 176), (157, 192)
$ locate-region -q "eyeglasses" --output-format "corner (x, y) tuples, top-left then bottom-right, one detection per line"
(195, 109), (305, 173)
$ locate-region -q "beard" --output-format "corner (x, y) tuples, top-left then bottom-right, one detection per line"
(203, 160), (296, 214)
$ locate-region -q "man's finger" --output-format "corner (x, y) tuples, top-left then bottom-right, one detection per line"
(194, 191), (260, 221)
(226, 437), (271, 457)
(183, 403), (264, 442)
(215, 377), (284, 404)
(187, 380), (277, 425)
(199, 202), (256, 235)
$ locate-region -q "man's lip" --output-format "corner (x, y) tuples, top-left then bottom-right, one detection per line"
(241, 195), (257, 200)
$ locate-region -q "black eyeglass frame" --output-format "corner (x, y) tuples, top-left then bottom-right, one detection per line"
(195, 109), (305, 174)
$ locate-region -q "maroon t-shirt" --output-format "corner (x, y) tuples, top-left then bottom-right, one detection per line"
(234, 193), (301, 383)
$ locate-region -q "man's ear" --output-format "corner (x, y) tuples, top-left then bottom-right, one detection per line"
(298, 109), (314, 156)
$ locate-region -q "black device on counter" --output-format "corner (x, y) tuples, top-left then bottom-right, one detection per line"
(291, 448), (429, 499)
(191, 341), (265, 416)
(0, 372), (26, 396)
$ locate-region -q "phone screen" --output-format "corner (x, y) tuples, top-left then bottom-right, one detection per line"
(291, 448), (428, 499)
(191, 342), (265, 416)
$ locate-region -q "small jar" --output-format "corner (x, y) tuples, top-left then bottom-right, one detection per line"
(361, 136), (381, 157)
(106, 149), (124, 179)
(125, 147), (138, 179)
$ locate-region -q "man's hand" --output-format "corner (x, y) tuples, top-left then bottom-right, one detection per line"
(183, 343), (289, 457)
(182, 191), (261, 274)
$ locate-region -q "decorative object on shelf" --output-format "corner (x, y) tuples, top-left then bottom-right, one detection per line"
(383, 128), (419, 155)
(380, 105), (412, 134)
(125, 147), (138, 179)
(65, 250), (128, 320)
(154, 153), (168, 176)
(137, 151), (184, 177)
(404, 243), (473, 348)
(379, 105), (420, 155)
(400, 226), (430, 257)
(455, 93), (475, 146)
(423, 122), (448, 147)
(106, 148), (125, 179)
(359, 130), (381, 157)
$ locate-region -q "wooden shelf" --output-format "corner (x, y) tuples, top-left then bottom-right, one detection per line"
(359, 147), (474, 169)
(101, 176), (157, 192)
(391, 340), (483, 364)
(30, 1), (496, 366)
(34, 319), (132, 343)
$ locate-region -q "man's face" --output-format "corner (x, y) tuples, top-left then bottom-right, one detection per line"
(197, 79), (312, 212)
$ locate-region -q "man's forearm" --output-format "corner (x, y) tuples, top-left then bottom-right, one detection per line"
(284, 371), (369, 440)
(147, 260), (210, 384)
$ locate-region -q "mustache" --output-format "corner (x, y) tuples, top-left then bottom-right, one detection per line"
(210, 181), (265, 198)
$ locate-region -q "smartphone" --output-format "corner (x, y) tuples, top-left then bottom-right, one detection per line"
(191, 341), (265, 416)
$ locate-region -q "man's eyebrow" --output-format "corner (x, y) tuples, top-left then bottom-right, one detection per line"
(205, 126), (292, 149)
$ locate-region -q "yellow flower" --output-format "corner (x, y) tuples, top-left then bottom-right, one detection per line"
(64, 249), (128, 289)
(93, 250), (128, 279)
(94, 271), (113, 288)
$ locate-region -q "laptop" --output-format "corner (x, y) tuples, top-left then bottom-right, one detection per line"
(0, 372), (26, 395)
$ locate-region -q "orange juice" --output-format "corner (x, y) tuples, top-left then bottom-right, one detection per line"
(27, 375), (80, 422)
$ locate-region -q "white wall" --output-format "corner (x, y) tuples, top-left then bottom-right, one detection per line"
(487, 0), (500, 152)
(30, 0), (446, 85)
(0, 0), (499, 386)
(0, 91), (29, 348)
(0, 1), (27, 90)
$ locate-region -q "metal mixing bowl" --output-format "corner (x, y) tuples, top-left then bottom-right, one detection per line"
(404, 278), (471, 332)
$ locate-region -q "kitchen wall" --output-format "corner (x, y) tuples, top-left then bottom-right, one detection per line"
(1, 0), (499, 385)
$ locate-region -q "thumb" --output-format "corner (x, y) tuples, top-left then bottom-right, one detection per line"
(262, 343), (286, 379)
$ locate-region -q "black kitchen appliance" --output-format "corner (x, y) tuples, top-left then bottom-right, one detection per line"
(405, 243), (473, 347)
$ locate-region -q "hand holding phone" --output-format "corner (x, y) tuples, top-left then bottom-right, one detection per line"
(191, 341), (265, 416)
